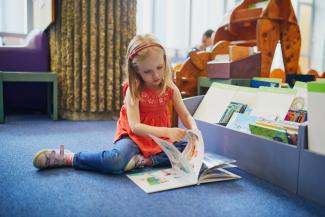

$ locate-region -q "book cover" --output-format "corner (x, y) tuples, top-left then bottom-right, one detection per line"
(226, 113), (260, 134)
(252, 77), (282, 84)
(250, 79), (280, 88)
(249, 123), (289, 143)
(219, 102), (247, 124)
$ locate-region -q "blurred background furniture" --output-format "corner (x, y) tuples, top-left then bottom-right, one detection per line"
(175, 0), (301, 98)
(214, 0), (301, 77)
(0, 29), (50, 114)
(0, 71), (58, 123)
(269, 68), (286, 83)
(174, 41), (230, 97)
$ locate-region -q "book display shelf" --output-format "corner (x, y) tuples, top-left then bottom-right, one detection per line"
(180, 95), (325, 207)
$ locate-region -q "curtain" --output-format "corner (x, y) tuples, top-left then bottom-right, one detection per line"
(48, 0), (136, 120)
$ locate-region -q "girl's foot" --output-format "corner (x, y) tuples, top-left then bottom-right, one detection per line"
(33, 145), (74, 169)
(124, 154), (152, 171)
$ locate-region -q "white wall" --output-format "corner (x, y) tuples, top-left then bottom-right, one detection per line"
(33, 0), (53, 31)
(190, 0), (225, 47)
(137, 0), (234, 50)
(311, 0), (325, 73)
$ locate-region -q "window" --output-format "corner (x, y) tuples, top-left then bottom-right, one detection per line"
(136, 0), (235, 65)
(137, 0), (324, 74)
(0, 0), (53, 46)
(0, 0), (28, 46)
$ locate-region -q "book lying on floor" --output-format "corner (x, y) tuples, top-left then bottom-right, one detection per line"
(126, 130), (240, 193)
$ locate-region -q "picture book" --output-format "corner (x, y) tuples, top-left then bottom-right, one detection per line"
(126, 130), (240, 193)
(259, 119), (300, 132)
(226, 113), (260, 134)
(250, 79), (280, 88)
(292, 81), (307, 111)
(254, 120), (299, 145)
(249, 123), (289, 144)
(285, 110), (307, 123)
(193, 83), (238, 123)
(219, 102), (247, 125)
(252, 77), (282, 84)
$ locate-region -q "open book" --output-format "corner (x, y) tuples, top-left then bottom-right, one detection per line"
(126, 129), (241, 193)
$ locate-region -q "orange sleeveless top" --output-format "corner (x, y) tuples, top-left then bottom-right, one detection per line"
(113, 83), (174, 158)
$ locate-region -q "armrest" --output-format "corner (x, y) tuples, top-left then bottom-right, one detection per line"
(0, 30), (49, 72)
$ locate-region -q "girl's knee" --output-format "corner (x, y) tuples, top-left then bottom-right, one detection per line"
(101, 149), (129, 174)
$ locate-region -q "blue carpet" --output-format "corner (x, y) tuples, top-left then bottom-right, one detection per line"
(1, 115), (325, 217)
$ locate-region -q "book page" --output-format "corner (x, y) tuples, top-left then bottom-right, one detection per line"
(149, 134), (193, 178)
(202, 153), (236, 169)
(198, 168), (241, 184)
(181, 129), (205, 179)
(226, 113), (260, 134)
(199, 153), (237, 178)
(150, 130), (204, 180)
(127, 168), (196, 193)
(127, 130), (204, 193)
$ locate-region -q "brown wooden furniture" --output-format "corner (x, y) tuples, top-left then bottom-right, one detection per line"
(269, 68), (285, 83)
(174, 41), (229, 97)
(307, 69), (320, 78)
(214, 0), (301, 77)
(175, 0), (301, 98)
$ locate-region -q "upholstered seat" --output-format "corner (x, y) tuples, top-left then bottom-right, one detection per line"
(0, 29), (49, 112)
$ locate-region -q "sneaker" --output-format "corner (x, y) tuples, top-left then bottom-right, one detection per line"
(33, 145), (74, 169)
(124, 154), (146, 171)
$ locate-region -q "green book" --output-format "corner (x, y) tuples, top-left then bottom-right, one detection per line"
(249, 123), (289, 144)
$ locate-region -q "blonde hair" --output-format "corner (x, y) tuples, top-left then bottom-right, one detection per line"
(126, 34), (172, 100)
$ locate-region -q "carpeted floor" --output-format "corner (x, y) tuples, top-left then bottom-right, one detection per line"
(1, 115), (325, 217)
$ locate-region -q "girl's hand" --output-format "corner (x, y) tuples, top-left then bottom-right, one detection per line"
(166, 128), (186, 142)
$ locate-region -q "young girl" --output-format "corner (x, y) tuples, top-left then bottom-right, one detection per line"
(33, 34), (198, 174)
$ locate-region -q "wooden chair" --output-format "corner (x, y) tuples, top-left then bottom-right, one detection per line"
(213, 0), (301, 77)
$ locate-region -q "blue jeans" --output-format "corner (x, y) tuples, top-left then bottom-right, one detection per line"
(73, 136), (187, 174)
